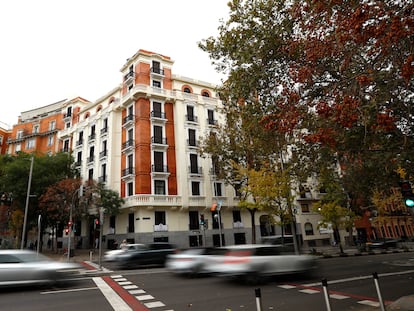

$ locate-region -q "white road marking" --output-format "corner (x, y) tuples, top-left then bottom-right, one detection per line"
(93, 277), (132, 311)
(299, 289), (320, 294)
(144, 301), (166, 308)
(41, 287), (98, 294)
(278, 285), (296, 289)
(330, 294), (350, 300)
(358, 300), (380, 307)
(135, 294), (154, 301)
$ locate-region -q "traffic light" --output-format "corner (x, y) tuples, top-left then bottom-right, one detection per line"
(399, 181), (414, 207)
(94, 218), (100, 229)
(200, 214), (205, 225)
(64, 228), (69, 235)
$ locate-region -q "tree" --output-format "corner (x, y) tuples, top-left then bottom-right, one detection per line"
(200, 0), (414, 217)
(0, 152), (75, 246)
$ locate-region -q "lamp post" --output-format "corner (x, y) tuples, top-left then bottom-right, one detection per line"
(21, 156), (34, 250)
(67, 187), (80, 261)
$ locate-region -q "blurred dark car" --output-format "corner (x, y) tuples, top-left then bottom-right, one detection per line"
(115, 242), (176, 269)
(0, 249), (81, 287)
(166, 247), (227, 276)
(104, 243), (146, 262)
(204, 244), (318, 283)
(366, 238), (401, 250)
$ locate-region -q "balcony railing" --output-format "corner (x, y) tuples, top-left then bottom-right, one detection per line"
(186, 115), (198, 123)
(153, 224), (168, 232)
(123, 71), (135, 83)
(123, 114), (135, 126)
(99, 150), (108, 158)
(122, 167), (135, 177)
(187, 139), (198, 147)
(88, 133), (96, 141)
(188, 166), (202, 175)
(123, 195), (182, 208)
(151, 165), (169, 173)
(100, 127), (108, 135)
(87, 156), (95, 163)
(151, 136), (167, 145)
(122, 139), (135, 150)
(150, 67), (165, 76)
(76, 140), (83, 146)
(151, 111), (166, 119)
(98, 175), (107, 183)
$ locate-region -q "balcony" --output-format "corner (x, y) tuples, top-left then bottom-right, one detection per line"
(153, 224), (168, 232)
(123, 195), (182, 208)
(121, 84), (176, 107)
(88, 133), (96, 142)
(186, 115), (198, 123)
(207, 118), (218, 126)
(121, 167), (135, 179)
(100, 127), (109, 135)
(151, 137), (168, 150)
(188, 166), (202, 176)
(99, 149), (108, 159)
(122, 114), (135, 127)
(74, 161), (82, 167)
(87, 156), (95, 163)
(63, 112), (72, 122)
(76, 139), (83, 147)
(122, 139), (135, 153)
(187, 139), (198, 148)
(151, 165), (169, 173)
(150, 67), (165, 79)
(123, 71), (135, 84)
(98, 175), (107, 183)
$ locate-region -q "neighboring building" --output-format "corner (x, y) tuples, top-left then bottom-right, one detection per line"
(7, 98), (89, 156)
(0, 123), (11, 155)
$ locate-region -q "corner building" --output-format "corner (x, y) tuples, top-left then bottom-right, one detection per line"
(73, 50), (249, 249)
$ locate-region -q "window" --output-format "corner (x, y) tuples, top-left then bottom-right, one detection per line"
(109, 216), (115, 233)
(191, 181), (200, 196)
(188, 129), (197, 146)
(152, 101), (163, 118)
(76, 151), (82, 163)
(0, 135), (3, 145)
(301, 204), (310, 213)
(128, 213), (135, 233)
(90, 125), (96, 140)
(190, 154), (198, 173)
(66, 122), (71, 128)
(88, 168), (93, 180)
(233, 210), (241, 223)
(32, 125), (39, 134)
(152, 80), (161, 88)
(102, 118), (108, 131)
(127, 182), (134, 196)
(213, 182), (223, 196)
(88, 146), (94, 162)
(63, 139), (70, 152)
(153, 151), (164, 172)
(26, 138), (35, 149)
(152, 61), (161, 74)
(202, 91), (210, 97)
(100, 164), (107, 182)
(155, 211), (166, 225)
(183, 87), (191, 93)
(207, 109), (215, 125)
(154, 180), (166, 195)
(153, 125), (163, 144)
(15, 144), (21, 152)
(17, 130), (24, 139)
(189, 211), (199, 230)
(78, 131), (84, 145)
(47, 135), (54, 146)
(49, 120), (56, 131)
(187, 105), (195, 122)
(304, 222), (314, 235)
(66, 106), (72, 117)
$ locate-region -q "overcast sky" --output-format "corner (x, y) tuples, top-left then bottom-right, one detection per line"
(0, 0), (229, 128)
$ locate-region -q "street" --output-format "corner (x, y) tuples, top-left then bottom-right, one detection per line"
(1, 252), (413, 311)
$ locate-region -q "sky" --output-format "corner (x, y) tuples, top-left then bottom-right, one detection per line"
(0, 0), (230, 128)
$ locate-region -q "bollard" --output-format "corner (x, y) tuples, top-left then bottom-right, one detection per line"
(89, 250), (93, 261)
(255, 288), (263, 311)
(322, 279), (332, 311)
(373, 272), (386, 311)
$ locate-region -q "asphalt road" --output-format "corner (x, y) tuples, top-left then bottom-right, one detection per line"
(1, 252), (413, 311)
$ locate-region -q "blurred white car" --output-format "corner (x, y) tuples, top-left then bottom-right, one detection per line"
(103, 243), (146, 262)
(204, 244), (318, 283)
(166, 247), (227, 276)
(0, 249), (81, 287)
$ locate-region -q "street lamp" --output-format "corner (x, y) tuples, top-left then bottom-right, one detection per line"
(21, 156), (34, 250)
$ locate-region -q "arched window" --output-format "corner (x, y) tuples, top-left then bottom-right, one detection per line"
(304, 222), (314, 235)
(183, 87), (191, 93)
(201, 90), (210, 97)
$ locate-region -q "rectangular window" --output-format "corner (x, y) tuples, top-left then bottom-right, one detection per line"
(152, 101), (162, 118)
(0, 135), (3, 145)
(154, 180), (166, 195)
(189, 211), (199, 230)
(301, 204), (310, 213)
(47, 135), (54, 146)
(109, 216), (116, 232)
(128, 213), (135, 233)
(101, 163), (107, 182)
(191, 181), (200, 196)
(188, 129), (196, 146)
(127, 182), (134, 196)
(190, 154), (198, 173)
(233, 210), (242, 222)
(32, 125), (39, 134)
(152, 80), (161, 88)
(17, 130), (24, 139)
(154, 151), (164, 171)
(15, 144), (21, 152)
(152, 61), (161, 74)
(88, 168), (93, 180)
(187, 106), (195, 121)
(214, 182), (223, 196)
(49, 120), (56, 131)
(207, 109), (215, 125)
(26, 138), (35, 149)
(155, 211), (166, 225)
(153, 125), (163, 144)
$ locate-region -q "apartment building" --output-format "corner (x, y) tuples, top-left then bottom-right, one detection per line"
(0, 123), (11, 155)
(2, 49), (354, 250)
(7, 98), (89, 155)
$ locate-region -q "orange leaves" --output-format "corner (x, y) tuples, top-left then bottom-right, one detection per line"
(401, 55), (414, 83)
(372, 112), (396, 133)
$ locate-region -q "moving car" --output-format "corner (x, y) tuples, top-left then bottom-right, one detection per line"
(0, 249), (81, 287)
(205, 244), (318, 283)
(115, 242), (176, 269)
(104, 243), (146, 262)
(366, 238), (401, 250)
(166, 247), (227, 276)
